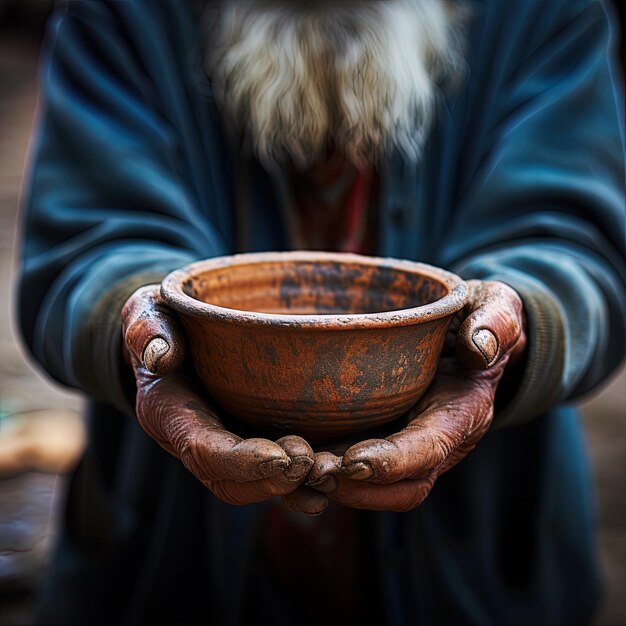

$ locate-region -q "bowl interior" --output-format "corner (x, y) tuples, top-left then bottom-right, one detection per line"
(181, 258), (451, 315)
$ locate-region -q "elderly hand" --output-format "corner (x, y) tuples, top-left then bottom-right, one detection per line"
(121, 285), (324, 512)
(293, 280), (526, 513)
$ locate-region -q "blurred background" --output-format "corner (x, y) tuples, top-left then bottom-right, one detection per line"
(0, 1), (624, 624)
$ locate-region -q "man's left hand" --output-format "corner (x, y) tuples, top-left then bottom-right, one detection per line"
(286, 280), (526, 513)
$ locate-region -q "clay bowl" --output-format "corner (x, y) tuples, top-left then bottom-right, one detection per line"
(161, 251), (467, 444)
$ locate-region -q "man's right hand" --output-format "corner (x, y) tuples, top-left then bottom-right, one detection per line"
(121, 285), (326, 513)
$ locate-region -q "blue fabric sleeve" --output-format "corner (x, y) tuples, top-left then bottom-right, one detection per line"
(17, 1), (229, 412)
(444, 0), (626, 426)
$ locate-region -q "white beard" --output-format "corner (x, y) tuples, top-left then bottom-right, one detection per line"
(203, 0), (464, 168)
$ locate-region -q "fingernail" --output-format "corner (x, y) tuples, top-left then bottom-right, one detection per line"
(307, 502), (328, 517)
(472, 329), (498, 366)
(143, 337), (170, 373)
(308, 475), (337, 493)
(283, 456), (314, 481)
(258, 458), (289, 477)
(343, 462), (374, 481)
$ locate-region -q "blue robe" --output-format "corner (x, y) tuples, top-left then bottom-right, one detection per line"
(17, 0), (626, 624)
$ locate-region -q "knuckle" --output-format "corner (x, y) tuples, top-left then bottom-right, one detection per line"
(124, 320), (143, 349)
(394, 479), (435, 512)
(135, 397), (163, 437)
(434, 436), (453, 462)
(420, 436), (452, 474)
(264, 480), (293, 497)
(180, 437), (206, 478)
(275, 435), (314, 458)
(209, 482), (243, 506)
(375, 460), (392, 480)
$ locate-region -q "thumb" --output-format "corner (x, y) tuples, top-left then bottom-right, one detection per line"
(456, 280), (525, 370)
(121, 285), (186, 375)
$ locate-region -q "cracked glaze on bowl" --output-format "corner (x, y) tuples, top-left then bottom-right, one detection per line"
(161, 251), (468, 444)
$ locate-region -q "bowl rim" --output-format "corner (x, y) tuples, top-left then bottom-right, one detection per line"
(160, 251), (468, 329)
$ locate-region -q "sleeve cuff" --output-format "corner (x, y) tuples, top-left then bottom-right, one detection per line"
(492, 273), (566, 427)
(454, 267), (567, 428)
(79, 270), (177, 416)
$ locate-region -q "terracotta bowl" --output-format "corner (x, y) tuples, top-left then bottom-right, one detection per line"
(161, 251), (467, 444)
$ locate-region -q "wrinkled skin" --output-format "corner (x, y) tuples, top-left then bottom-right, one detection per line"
(122, 286), (323, 512)
(122, 279), (525, 515)
(289, 279), (527, 512)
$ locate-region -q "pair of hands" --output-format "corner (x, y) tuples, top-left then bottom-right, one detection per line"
(121, 279), (526, 515)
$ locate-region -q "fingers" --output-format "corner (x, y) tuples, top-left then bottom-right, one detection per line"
(203, 436), (314, 491)
(334, 414), (463, 485)
(136, 374), (288, 480)
(207, 438), (320, 509)
(322, 474), (438, 512)
(456, 280), (524, 370)
(124, 289), (320, 507)
(283, 487), (329, 516)
(122, 284), (185, 375)
(211, 480), (326, 511)
(205, 450), (340, 515)
(212, 448), (331, 513)
(185, 436), (316, 506)
(299, 279), (526, 512)
(307, 396), (478, 510)
(137, 372), (317, 505)
(204, 435), (312, 484)
(306, 451), (342, 493)
(212, 481), (328, 513)
(276, 435), (315, 481)
(197, 437), (291, 482)
(311, 368), (497, 487)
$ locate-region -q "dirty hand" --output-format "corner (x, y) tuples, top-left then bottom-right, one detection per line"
(121, 285), (321, 511)
(299, 280), (526, 512)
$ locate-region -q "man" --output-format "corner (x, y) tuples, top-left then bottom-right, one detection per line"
(17, 0), (625, 624)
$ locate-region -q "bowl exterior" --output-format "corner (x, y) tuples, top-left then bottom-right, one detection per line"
(179, 313), (452, 443)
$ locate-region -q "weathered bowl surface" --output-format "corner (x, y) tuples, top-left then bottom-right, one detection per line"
(161, 251), (467, 444)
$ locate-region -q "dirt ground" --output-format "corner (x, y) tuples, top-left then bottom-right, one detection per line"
(0, 7), (624, 626)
